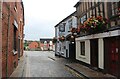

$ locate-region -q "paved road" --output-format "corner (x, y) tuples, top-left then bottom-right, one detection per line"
(24, 51), (83, 78)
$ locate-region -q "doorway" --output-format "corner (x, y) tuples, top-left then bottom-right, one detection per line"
(90, 39), (98, 68)
(69, 41), (76, 59)
(104, 37), (119, 77)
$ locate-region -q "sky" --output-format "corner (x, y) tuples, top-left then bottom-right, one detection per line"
(23, 0), (79, 41)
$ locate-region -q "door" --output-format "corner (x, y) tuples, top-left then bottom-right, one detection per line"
(69, 41), (75, 59)
(18, 39), (20, 58)
(108, 38), (119, 76)
(90, 39), (98, 68)
(104, 37), (119, 77)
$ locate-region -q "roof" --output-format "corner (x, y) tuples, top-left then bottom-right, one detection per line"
(74, 1), (80, 7)
(54, 11), (77, 27)
(40, 38), (53, 43)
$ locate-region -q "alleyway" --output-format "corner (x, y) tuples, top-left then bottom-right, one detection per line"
(10, 51), (85, 78)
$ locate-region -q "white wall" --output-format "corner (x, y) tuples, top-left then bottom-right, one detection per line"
(98, 38), (104, 69)
(76, 40), (91, 64)
(65, 16), (77, 35)
(66, 41), (70, 57)
(72, 16), (77, 28)
(56, 15), (77, 58)
(76, 38), (105, 69)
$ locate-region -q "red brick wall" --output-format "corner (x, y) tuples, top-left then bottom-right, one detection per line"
(2, 2), (24, 78)
(0, 2), (2, 78)
(28, 42), (39, 49)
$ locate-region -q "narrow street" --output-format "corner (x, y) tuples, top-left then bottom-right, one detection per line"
(11, 51), (85, 78)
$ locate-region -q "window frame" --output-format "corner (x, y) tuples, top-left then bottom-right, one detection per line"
(80, 15), (87, 24)
(13, 26), (17, 51)
(59, 24), (65, 32)
(68, 19), (72, 30)
(80, 42), (85, 56)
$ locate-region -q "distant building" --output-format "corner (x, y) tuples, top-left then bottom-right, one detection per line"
(40, 38), (53, 51)
(28, 41), (39, 50)
(24, 40), (40, 51)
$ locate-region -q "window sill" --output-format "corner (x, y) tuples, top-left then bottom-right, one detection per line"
(13, 50), (18, 55)
(79, 55), (86, 59)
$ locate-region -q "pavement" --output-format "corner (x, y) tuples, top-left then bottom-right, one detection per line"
(65, 63), (117, 79)
(10, 53), (27, 77)
(50, 56), (117, 79)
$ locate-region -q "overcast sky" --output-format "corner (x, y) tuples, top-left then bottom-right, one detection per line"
(23, 0), (79, 41)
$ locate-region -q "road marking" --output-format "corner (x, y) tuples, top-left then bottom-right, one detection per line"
(48, 56), (55, 61)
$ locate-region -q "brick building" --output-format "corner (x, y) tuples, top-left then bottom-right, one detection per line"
(40, 38), (53, 51)
(28, 41), (40, 50)
(1, 1), (24, 78)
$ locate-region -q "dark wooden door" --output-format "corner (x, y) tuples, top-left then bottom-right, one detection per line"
(104, 37), (120, 77)
(109, 39), (119, 76)
(90, 39), (98, 68)
(69, 42), (75, 59)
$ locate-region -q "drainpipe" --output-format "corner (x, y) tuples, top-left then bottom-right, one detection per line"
(6, 3), (11, 78)
(0, 0), (3, 78)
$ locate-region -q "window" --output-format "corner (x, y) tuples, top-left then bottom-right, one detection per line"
(59, 24), (65, 32)
(68, 19), (72, 29)
(14, 26), (17, 51)
(80, 42), (85, 56)
(14, 2), (17, 12)
(15, 2), (17, 8)
(80, 15), (87, 24)
(111, 2), (119, 16)
(110, 2), (120, 26)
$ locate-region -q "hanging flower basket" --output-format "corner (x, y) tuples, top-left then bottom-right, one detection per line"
(70, 27), (77, 33)
(76, 24), (87, 36)
(81, 16), (109, 34)
(52, 37), (57, 43)
(59, 36), (65, 42)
